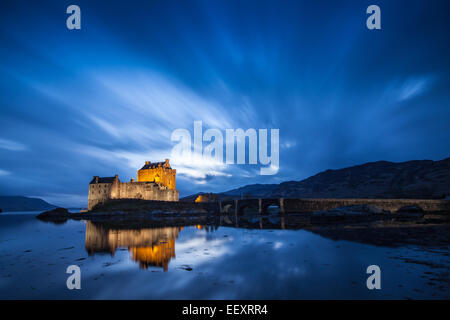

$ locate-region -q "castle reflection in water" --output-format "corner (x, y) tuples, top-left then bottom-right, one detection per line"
(84, 222), (216, 271)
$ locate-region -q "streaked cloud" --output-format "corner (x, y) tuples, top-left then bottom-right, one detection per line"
(0, 138), (27, 151)
(0, 169), (10, 176)
(398, 76), (434, 101)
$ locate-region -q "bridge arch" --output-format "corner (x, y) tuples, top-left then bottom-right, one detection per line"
(265, 204), (281, 215)
(237, 201), (260, 215)
(261, 199), (281, 215)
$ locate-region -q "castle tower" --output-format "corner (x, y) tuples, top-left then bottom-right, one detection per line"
(137, 159), (176, 190)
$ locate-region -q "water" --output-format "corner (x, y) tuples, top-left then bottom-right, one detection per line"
(0, 212), (449, 299)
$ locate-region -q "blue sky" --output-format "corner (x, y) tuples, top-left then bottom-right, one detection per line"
(1, 0), (449, 207)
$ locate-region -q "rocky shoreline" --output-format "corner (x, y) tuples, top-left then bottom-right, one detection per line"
(36, 204), (450, 247)
(37, 202), (450, 223)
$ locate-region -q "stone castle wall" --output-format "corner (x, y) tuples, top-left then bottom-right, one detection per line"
(110, 181), (178, 202)
(88, 176), (178, 210)
(88, 182), (114, 211)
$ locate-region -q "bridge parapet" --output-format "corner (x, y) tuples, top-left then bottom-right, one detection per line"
(92, 198), (450, 216)
(282, 198), (450, 213)
(219, 198), (450, 216)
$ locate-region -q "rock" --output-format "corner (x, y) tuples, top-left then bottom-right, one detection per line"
(40, 207), (69, 215)
(180, 265), (193, 271)
(37, 207), (70, 221)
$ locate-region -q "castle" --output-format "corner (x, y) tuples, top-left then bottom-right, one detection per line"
(88, 159), (179, 210)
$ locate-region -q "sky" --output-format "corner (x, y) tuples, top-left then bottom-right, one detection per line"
(0, 0), (449, 207)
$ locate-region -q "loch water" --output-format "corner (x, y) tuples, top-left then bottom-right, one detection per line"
(0, 211), (449, 299)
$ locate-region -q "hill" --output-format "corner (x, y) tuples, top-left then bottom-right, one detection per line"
(183, 158), (450, 200)
(0, 196), (57, 212)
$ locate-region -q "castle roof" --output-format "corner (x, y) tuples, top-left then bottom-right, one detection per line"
(89, 176), (116, 184)
(140, 160), (171, 170)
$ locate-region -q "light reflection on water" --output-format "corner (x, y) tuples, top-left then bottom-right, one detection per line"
(85, 222), (183, 271)
(0, 212), (449, 299)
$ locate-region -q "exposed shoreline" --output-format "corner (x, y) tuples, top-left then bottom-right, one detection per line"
(36, 202), (450, 249)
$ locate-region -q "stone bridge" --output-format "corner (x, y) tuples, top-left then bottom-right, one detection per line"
(92, 198), (450, 216)
(219, 198), (450, 215)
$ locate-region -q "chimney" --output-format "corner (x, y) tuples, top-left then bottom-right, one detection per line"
(145, 161), (151, 165)
(94, 176), (99, 183)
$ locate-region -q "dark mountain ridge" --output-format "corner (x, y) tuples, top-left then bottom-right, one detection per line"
(0, 196), (57, 212)
(183, 157), (450, 200)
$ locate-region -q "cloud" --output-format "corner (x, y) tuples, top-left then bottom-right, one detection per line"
(61, 69), (267, 183)
(78, 143), (234, 183)
(94, 70), (235, 131)
(398, 76), (435, 102)
(0, 138), (27, 151)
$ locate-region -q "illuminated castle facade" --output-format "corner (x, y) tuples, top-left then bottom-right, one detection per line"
(138, 159), (176, 189)
(88, 159), (179, 210)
